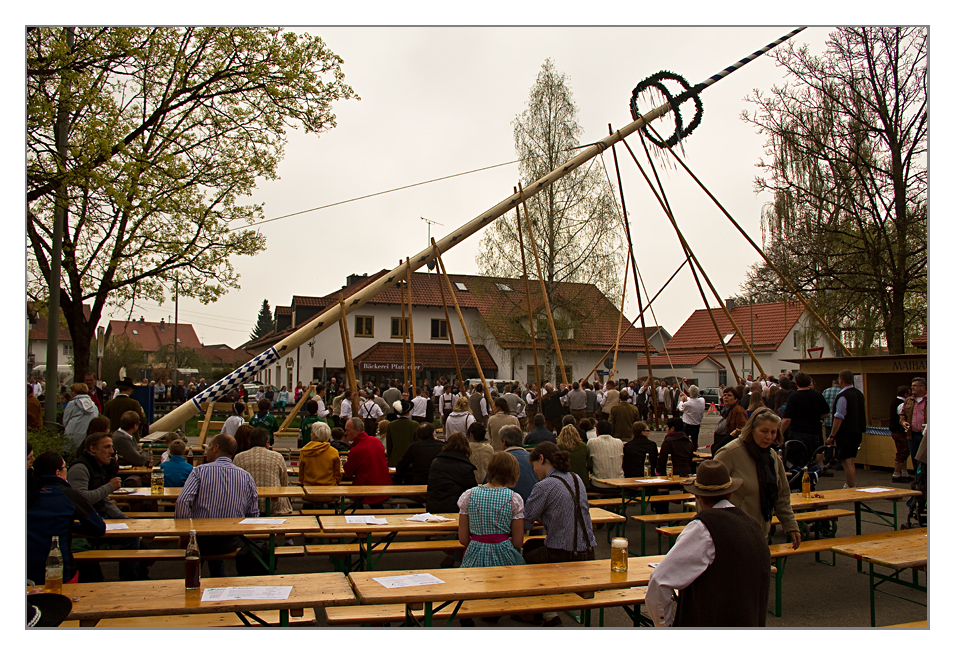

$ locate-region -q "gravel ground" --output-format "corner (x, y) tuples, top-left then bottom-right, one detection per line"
(115, 414), (929, 629)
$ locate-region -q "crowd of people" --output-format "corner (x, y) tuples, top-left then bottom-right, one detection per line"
(27, 369), (927, 627)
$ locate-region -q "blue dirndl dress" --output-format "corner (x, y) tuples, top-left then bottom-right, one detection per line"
(460, 485), (525, 568)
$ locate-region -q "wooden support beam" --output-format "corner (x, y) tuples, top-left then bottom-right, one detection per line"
(432, 244), (464, 387)
(406, 258), (416, 395)
(513, 187), (541, 388)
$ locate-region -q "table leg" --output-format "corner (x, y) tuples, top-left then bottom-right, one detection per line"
(424, 601), (433, 627)
(265, 497), (271, 516)
(280, 609), (289, 627)
(869, 562), (877, 627)
(269, 534), (276, 575)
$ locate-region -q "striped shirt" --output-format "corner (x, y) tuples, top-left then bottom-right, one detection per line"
(233, 447), (292, 516)
(822, 384), (841, 427)
(523, 469), (596, 551)
(174, 456), (259, 519)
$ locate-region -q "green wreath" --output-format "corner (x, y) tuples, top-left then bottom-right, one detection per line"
(629, 70), (704, 148)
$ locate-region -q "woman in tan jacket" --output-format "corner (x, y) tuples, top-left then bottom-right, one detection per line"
(714, 408), (800, 550)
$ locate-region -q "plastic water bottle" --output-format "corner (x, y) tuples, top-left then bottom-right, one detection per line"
(44, 536), (63, 594)
(151, 465), (164, 495)
(185, 529), (201, 590)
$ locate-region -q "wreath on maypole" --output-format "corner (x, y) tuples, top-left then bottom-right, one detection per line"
(629, 71), (704, 148)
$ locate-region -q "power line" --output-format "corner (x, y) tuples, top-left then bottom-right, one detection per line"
(228, 158), (521, 233)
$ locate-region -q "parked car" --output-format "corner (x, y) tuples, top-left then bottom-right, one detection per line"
(700, 387), (722, 408)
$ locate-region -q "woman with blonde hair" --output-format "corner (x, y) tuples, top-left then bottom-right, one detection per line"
(298, 421), (342, 486)
(556, 424), (588, 484)
(376, 419), (390, 448)
(443, 395), (476, 439)
(714, 407), (800, 548)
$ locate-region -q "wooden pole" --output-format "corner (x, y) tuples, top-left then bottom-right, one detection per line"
(609, 127), (657, 418)
(399, 262), (409, 391)
(581, 255), (691, 382)
(621, 134), (760, 379)
(433, 243), (493, 412)
(406, 258), (416, 395)
(338, 294), (357, 391)
(150, 100), (678, 432)
(431, 239), (464, 387)
(643, 120), (853, 357)
(518, 182), (568, 386)
(609, 250), (630, 382)
(513, 188), (541, 388)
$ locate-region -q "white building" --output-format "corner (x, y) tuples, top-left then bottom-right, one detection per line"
(244, 271), (662, 389)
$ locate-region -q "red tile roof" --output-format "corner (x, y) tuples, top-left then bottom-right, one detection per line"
(275, 306), (292, 316)
(28, 303), (92, 341)
(354, 342), (498, 372)
(635, 353), (725, 368)
(107, 319), (203, 352)
(911, 330), (927, 349)
(664, 301), (804, 354)
(196, 345), (256, 366)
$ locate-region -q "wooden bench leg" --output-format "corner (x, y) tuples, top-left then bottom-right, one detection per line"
(771, 557), (787, 618)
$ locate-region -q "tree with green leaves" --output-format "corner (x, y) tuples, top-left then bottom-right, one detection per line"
(740, 27), (926, 354)
(250, 299), (275, 342)
(477, 59), (624, 380)
(27, 27), (359, 383)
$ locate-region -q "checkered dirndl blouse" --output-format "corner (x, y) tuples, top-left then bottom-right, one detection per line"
(458, 485), (525, 568)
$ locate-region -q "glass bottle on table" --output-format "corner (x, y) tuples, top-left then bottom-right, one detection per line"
(802, 467), (812, 498)
(185, 529), (201, 590)
(44, 536), (63, 594)
(643, 454), (650, 478)
(151, 465), (165, 495)
(665, 454), (673, 479)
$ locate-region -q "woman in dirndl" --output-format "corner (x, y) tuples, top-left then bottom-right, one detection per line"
(457, 452), (526, 568)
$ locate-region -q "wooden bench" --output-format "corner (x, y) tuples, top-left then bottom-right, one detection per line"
(73, 546), (305, 562)
(885, 620), (927, 627)
(59, 609), (316, 628)
(630, 512), (697, 555)
(305, 540), (462, 572)
(655, 509), (856, 551)
(324, 587), (650, 627)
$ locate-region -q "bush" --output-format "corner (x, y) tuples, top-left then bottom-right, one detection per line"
(28, 426), (76, 461)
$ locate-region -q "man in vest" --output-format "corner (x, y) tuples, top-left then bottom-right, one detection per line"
(646, 460), (770, 627)
(826, 368), (867, 488)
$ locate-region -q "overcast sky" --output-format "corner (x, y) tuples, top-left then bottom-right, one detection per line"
(103, 26), (841, 347)
(13, 7), (945, 371)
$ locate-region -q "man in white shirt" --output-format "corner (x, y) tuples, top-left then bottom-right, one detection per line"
(646, 461), (771, 627)
(586, 420), (624, 490)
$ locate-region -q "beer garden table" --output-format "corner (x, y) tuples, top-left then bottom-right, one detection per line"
(59, 572), (354, 627)
(303, 485), (428, 514)
(110, 486), (309, 516)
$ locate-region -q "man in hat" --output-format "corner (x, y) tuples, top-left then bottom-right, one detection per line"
(385, 399), (419, 467)
(103, 377), (147, 435)
(646, 460), (772, 627)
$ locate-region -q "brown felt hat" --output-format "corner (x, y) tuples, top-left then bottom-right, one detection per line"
(683, 460), (742, 497)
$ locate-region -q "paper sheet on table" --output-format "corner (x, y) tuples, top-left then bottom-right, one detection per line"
(373, 573), (445, 589)
(406, 513), (453, 522)
(201, 586), (293, 601)
(639, 478), (671, 483)
(239, 518), (287, 524)
(105, 523), (129, 530)
(648, 563), (659, 568)
(345, 515), (379, 524)
(858, 487), (895, 493)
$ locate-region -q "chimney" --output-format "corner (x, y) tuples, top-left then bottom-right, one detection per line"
(159, 318), (165, 332)
(724, 299), (735, 313)
(139, 316), (146, 324)
(346, 273), (368, 287)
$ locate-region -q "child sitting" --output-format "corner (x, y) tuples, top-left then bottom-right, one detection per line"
(160, 439), (194, 486)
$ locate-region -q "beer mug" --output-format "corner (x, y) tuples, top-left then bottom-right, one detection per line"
(611, 537), (629, 572)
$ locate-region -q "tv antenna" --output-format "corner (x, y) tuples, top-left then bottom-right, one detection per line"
(421, 216), (443, 244)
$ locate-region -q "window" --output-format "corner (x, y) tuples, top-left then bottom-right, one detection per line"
(391, 317), (409, 338)
(142, 352), (149, 363)
(722, 332), (735, 345)
(62, 343), (73, 356)
(793, 330), (799, 350)
(431, 319), (448, 340)
(495, 282), (513, 291)
(526, 365), (540, 387)
(455, 282), (468, 292)
(132, 329), (138, 335)
(355, 316), (374, 338)
(718, 370), (727, 386)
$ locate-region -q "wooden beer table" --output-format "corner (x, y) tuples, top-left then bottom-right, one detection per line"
(347, 555), (663, 626)
(100, 516), (319, 574)
(591, 476), (694, 515)
(789, 487), (922, 536)
(318, 508), (625, 571)
(831, 528), (927, 626)
(63, 572), (354, 627)
(303, 485), (428, 514)
(111, 486), (309, 516)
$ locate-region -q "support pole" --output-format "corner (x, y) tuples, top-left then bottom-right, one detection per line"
(431, 240), (464, 388)
(399, 263), (409, 390)
(609, 127), (657, 417)
(513, 188), (541, 387)
(433, 242), (493, 412)
(609, 250), (630, 382)
(338, 294), (357, 391)
(518, 182), (568, 386)
(406, 258), (416, 395)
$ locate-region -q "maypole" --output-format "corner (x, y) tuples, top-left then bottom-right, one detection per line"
(149, 29), (805, 433)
